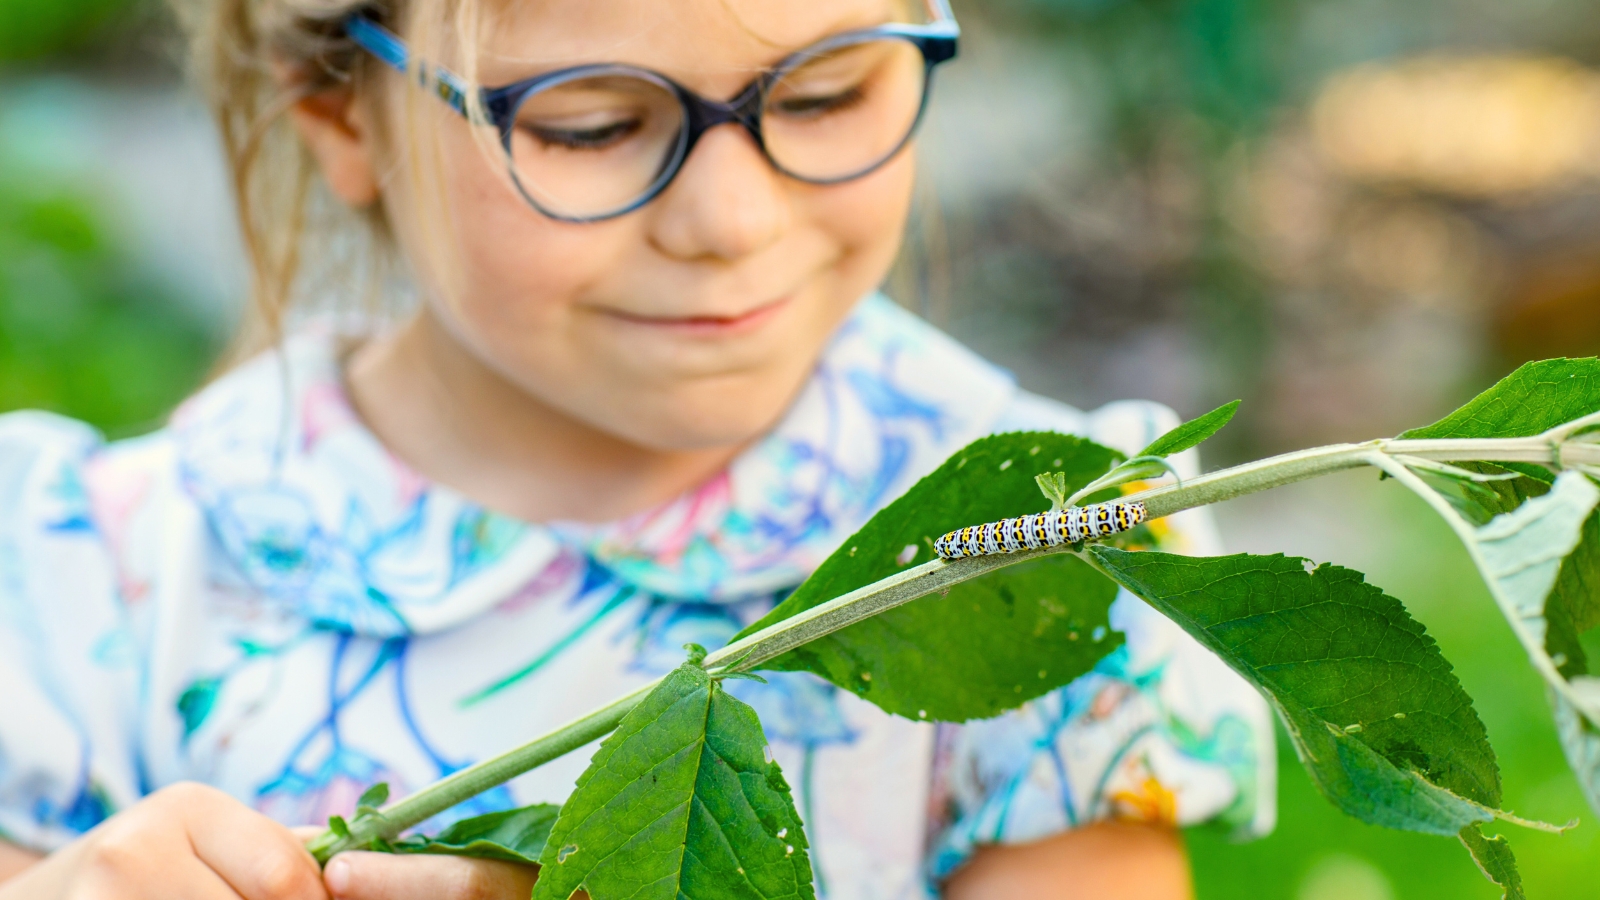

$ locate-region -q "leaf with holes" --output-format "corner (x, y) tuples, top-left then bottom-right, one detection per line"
(1087, 549), (1507, 834)
(736, 432), (1125, 722)
(1459, 826), (1525, 900)
(1401, 359), (1600, 678)
(533, 663), (813, 900)
(1401, 359), (1600, 811)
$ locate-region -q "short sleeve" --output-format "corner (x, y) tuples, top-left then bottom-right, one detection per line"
(926, 394), (1276, 882)
(0, 412), (138, 852)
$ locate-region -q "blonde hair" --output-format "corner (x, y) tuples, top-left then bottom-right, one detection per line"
(168, 0), (492, 364)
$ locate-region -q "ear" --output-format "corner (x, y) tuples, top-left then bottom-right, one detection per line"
(288, 87), (382, 207)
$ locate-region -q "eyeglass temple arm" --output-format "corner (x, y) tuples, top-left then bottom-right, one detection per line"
(344, 15), (474, 117)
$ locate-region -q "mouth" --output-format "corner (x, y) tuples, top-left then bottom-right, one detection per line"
(595, 294), (792, 337)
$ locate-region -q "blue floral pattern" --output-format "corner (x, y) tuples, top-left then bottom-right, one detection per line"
(0, 295), (1273, 899)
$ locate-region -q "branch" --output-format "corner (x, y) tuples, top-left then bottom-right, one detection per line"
(307, 544), (1051, 862)
(1130, 435), (1600, 520)
(307, 424), (1599, 862)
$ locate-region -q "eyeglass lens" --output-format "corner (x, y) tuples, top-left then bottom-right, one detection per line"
(505, 36), (928, 220)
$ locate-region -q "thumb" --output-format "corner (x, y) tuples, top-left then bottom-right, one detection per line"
(323, 851), (539, 900)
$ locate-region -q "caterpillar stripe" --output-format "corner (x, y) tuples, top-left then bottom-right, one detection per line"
(933, 501), (1147, 560)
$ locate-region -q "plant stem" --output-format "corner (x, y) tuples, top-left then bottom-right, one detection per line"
(1129, 436), (1600, 520)
(308, 543), (1048, 862)
(307, 428), (1599, 862)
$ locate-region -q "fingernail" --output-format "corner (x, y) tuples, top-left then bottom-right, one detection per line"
(325, 856), (351, 897)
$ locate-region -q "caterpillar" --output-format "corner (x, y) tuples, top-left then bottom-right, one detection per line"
(933, 501), (1147, 560)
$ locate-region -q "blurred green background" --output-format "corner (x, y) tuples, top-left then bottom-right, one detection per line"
(4, 0), (1600, 896)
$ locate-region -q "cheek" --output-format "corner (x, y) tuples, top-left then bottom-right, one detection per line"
(811, 150), (917, 280)
(431, 142), (629, 332)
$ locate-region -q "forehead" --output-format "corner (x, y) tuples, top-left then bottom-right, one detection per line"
(478, 0), (912, 87)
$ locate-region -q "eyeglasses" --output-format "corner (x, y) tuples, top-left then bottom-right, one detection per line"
(343, 3), (959, 223)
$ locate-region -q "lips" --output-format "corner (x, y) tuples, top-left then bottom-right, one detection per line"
(593, 294), (792, 336)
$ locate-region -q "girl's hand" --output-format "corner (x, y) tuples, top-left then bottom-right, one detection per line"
(0, 783), (327, 900)
(321, 853), (542, 900)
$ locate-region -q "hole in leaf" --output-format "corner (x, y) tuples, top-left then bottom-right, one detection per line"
(557, 844), (579, 863)
(896, 544), (918, 565)
(999, 459), (1013, 470)
(777, 827), (788, 838)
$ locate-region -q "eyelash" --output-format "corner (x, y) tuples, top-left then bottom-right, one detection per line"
(527, 119), (643, 150)
(771, 85), (867, 118)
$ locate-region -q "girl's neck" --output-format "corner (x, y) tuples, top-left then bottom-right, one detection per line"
(345, 311), (746, 524)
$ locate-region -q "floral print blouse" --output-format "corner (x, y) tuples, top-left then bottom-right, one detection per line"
(0, 295), (1273, 899)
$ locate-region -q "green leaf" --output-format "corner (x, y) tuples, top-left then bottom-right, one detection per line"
(1468, 472), (1599, 666)
(1551, 694), (1600, 818)
(357, 782), (390, 811)
(1459, 826), (1525, 900)
(736, 432), (1126, 722)
(1398, 358), (1600, 810)
(1401, 357), (1600, 445)
(1138, 399), (1240, 458)
(533, 664), (813, 900)
(1087, 549), (1504, 835)
(1456, 471), (1600, 813)
(393, 804), (560, 866)
(776, 555), (1123, 720)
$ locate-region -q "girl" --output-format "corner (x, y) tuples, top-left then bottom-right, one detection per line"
(0, 0), (1274, 897)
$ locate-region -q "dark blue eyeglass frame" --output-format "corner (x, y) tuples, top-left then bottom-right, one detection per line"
(343, 3), (959, 222)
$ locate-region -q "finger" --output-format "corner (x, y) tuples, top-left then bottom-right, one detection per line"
(323, 851), (538, 900)
(171, 855), (264, 900)
(73, 846), (248, 900)
(156, 784), (327, 900)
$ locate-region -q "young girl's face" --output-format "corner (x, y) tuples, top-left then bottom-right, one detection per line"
(374, 0), (918, 453)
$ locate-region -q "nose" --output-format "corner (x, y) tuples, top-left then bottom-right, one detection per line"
(645, 124), (792, 262)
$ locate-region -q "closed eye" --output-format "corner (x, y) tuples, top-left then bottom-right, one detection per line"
(770, 86), (867, 119)
(524, 118), (643, 150)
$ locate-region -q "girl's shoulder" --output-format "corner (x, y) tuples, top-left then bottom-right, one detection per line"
(0, 409), (186, 617)
(0, 410), (168, 542)
(0, 409), (105, 486)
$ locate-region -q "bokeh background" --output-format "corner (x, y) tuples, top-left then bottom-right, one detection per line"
(3, 0), (1600, 895)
